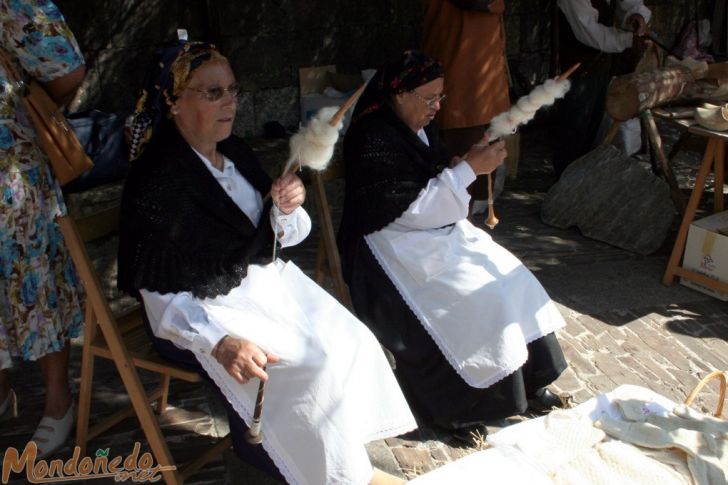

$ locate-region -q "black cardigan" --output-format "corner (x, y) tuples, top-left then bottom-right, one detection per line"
(118, 121), (274, 299)
(338, 104), (450, 279)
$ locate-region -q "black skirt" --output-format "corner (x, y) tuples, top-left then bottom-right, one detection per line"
(346, 239), (567, 428)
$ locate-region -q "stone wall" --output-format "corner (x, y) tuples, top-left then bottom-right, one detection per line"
(56, 0), (712, 137)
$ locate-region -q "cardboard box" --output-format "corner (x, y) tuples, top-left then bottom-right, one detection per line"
(680, 210), (728, 301)
(298, 66), (363, 132)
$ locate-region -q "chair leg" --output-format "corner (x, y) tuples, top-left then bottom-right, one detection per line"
(157, 375), (171, 414)
(311, 172), (353, 309)
(75, 304), (96, 457)
(314, 239), (326, 286)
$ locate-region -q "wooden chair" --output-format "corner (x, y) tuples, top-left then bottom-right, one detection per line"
(59, 207), (231, 485)
(309, 155), (353, 310)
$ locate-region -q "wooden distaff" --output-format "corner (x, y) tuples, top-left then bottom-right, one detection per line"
(484, 62), (580, 229)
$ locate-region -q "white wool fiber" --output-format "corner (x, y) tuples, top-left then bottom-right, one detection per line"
(488, 78), (571, 140)
(284, 106), (342, 173)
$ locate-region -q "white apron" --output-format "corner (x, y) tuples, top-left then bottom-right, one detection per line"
(366, 219), (565, 388)
(194, 260), (416, 485)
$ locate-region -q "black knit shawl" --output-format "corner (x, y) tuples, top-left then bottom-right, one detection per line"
(338, 104), (450, 244)
(118, 121), (274, 299)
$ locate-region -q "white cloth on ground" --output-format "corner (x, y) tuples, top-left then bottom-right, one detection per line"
(364, 160), (565, 388)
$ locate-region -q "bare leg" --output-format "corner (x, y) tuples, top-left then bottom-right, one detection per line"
(37, 343), (72, 419)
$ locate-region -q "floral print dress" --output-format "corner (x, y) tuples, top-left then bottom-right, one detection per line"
(0, 0), (85, 369)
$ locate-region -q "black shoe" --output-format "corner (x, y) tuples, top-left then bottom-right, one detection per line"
(449, 422), (488, 446)
(527, 387), (563, 413)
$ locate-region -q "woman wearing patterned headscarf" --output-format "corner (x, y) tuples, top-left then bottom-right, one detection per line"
(339, 50), (568, 440)
(118, 40), (415, 485)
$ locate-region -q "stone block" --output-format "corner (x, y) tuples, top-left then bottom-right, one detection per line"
(392, 447), (437, 475)
(95, 47), (157, 113)
(254, 86), (299, 135)
(225, 35), (296, 91)
(541, 144), (675, 255)
(366, 440), (404, 477)
(232, 92), (256, 138)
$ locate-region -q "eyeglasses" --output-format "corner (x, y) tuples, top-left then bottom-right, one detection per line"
(186, 82), (242, 102)
(410, 90), (447, 108)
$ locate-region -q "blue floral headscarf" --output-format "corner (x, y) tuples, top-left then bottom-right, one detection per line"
(128, 40), (223, 161)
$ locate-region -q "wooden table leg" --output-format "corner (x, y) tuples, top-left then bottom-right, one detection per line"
(642, 110), (686, 213)
(602, 119), (621, 146)
(663, 137), (718, 285)
(715, 139), (725, 213)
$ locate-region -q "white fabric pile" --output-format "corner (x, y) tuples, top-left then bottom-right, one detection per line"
(515, 411), (689, 485)
(410, 384), (726, 485)
(597, 397), (728, 484)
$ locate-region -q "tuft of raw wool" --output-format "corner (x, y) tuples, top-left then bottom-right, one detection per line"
(284, 106), (343, 174)
(487, 78), (571, 140)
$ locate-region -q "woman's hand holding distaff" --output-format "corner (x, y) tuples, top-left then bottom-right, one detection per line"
(271, 173), (306, 214)
(212, 336), (280, 384)
(463, 134), (507, 175)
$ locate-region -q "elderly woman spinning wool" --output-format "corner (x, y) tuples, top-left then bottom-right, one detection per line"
(118, 40), (416, 485)
(338, 50), (568, 440)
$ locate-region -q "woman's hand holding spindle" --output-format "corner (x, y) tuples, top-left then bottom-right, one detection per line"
(271, 173), (306, 214)
(464, 134), (507, 175)
(212, 336), (280, 384)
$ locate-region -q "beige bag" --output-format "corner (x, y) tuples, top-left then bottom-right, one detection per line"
(1, 49), (92, 185)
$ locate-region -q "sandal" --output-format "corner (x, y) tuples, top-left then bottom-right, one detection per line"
(30, 402), (75, 458)
(0, 389), (17, 421)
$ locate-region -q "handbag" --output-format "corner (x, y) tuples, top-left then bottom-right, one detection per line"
(0, 49), (93, 185)
(62, 110), (129, 193)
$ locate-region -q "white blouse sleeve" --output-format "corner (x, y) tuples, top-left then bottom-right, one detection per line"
(556, 0), (637, 53)
(391, 161), (476, 230)
(140, 289), (227, 355)
(616, 0), (651, 29)
(270, 205), (312, 247)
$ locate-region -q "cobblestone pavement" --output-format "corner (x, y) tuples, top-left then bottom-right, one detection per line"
(1, 123), (727, 484)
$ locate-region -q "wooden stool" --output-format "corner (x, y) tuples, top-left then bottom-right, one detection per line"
(662, 125), (728, 294)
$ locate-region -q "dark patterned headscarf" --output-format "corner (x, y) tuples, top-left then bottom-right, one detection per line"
(353, 50), (444, 122)
(128, 40), (225, 161)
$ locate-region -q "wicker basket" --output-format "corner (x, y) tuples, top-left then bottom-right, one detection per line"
(684, 370), (727, 417)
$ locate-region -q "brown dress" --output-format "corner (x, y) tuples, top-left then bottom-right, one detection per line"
(422, 0), (511, 130)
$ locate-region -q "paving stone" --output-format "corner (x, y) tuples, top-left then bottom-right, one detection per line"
(366, 440), (404, 477)
(392, 447), (437, 476)
(561, 341), (598, 377)
(430, 446), (452, 465)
